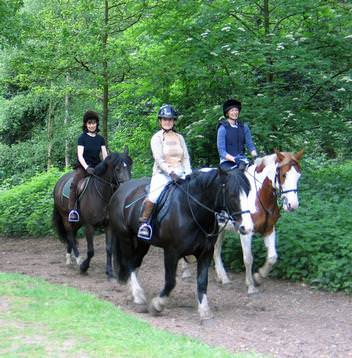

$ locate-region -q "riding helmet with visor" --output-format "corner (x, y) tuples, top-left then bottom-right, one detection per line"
(158, 104), (178, 120)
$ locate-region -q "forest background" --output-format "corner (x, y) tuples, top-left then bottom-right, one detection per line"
(0, 0), (351, 292)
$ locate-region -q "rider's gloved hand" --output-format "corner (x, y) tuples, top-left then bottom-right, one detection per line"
(170, 171), (181, 183)
(86, 166), (95, 175)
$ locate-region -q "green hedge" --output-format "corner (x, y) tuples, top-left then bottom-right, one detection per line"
(223, 160), (352, 293)
(0, 168), (64, 236)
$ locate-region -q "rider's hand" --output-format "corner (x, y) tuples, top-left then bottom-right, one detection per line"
(170, 171), (180, 183)
(86, 166), (95, 175)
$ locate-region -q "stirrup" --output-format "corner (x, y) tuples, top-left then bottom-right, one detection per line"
(68, 210), (80, 223)
(137, 223), (153, 240)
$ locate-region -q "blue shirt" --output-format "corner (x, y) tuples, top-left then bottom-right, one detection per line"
(217, 121), (256, 163)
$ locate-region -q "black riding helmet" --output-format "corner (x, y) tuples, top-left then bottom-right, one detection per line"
(158, 104), (178, 120)
(223, 99), (241, 117)
(83, 110), (100, 132)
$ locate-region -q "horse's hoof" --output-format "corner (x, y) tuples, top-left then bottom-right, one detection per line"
(181, 276), (192, 283)
(199, 310), (214, 324)
(220, 281), (233, 290)
(148, 297), (165, 316)
(134, 303), (148, 314)
(200, 316), (215, 326)
(253, 272), (263, 285)
(247, 286), (259, 295)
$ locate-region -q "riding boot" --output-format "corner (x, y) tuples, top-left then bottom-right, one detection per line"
(68, 169), (85, 223)
(137, 200), (154, 240)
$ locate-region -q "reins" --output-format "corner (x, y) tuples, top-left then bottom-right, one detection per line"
(174, 176), (249, 239)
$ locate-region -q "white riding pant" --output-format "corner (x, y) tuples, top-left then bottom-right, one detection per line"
(148, 171), (186, 203)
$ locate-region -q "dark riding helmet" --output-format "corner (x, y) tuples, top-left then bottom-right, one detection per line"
(157, 104), (178, 120)
(82, 110), (100, 132)
(223, 99), (241, 117)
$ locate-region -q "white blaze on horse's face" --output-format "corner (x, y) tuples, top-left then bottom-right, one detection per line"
(281, 166), (301, 212)
(238, 190), (254, 234)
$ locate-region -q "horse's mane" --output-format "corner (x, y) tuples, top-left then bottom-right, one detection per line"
(181, 168), (250, 196)
(255, 153), (277, 167)
(94, 151), (132, 177)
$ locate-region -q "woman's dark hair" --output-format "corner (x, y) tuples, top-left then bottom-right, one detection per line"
(82, 110), (100, 132)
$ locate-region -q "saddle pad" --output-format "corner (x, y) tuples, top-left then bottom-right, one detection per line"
(62, 176), (91, 199)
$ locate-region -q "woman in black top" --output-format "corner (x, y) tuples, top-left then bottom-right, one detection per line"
(68, 110), (108, 222)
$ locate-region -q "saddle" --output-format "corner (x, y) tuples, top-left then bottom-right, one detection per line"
(138, 181), (177, 240)
(62, 176), (92, 200)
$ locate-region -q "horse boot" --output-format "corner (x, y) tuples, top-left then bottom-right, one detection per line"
(137, 200), (154, 240)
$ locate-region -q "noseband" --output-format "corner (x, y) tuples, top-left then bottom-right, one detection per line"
(274, 161), (299, 196)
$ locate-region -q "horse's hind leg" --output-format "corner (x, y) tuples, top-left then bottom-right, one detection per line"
(254, 229), (277, 285)
(149, 250), (178, 316)
(240, 232), (258, 295)
(80, 225), (95, 273)
(196, 251), (213, 321)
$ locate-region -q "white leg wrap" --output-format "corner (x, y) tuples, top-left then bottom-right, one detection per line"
(65, 253), (71, 265)
(214, 230), (231, 284)
(130, 272), (146, 305)
(198, 294), (213, 320)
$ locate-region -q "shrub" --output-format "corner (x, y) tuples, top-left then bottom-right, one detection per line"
(0, 168), (64, 236)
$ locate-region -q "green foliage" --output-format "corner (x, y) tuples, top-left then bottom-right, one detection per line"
(0, 168), (64, 236)
(223, 160), (352, 293)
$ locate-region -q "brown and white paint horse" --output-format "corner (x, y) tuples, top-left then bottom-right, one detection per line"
(182, 149), (304, 294)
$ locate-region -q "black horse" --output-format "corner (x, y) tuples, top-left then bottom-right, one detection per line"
(53, 149), (132, 276)
(108, 167), (253, 321)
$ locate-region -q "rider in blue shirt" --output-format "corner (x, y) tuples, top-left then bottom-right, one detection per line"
(217, 99), (257, 170)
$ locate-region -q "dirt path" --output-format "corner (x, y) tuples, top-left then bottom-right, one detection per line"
(0, 236), (351, 358)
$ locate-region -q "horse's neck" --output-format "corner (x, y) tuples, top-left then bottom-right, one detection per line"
(92, 170), (114, 199)
(187, 173), (220, 210)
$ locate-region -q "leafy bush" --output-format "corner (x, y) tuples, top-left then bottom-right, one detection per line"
(0, 168), (64, 236)
(223, 160), (352, 293)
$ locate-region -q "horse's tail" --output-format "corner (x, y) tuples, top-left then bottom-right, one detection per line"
(52, 204), (67, 243)
(111, 232), (130, 284)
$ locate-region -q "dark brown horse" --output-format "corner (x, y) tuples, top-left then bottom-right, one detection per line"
(53, 149), (132, 276)
(108, 167), (253, 321)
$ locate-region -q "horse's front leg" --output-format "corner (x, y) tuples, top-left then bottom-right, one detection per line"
(196, 251), (214, 321)
(240, 232), (258, 295)
(254, 229), (277, 285)
(64, 223), (81, 266)
(105, 226), (114, 280)
(80, 225), (95, 273)
(149, 250), (178, 316)
(214, 225), (231, 285)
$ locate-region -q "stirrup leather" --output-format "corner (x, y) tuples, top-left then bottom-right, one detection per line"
(137, 223), (153, 240)
(68, 210), (80, 223)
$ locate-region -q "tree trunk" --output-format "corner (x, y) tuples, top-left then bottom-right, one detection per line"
(102, 0), (109, 143)
(47, 94), (54, 170)
(64, 74), (70, 168)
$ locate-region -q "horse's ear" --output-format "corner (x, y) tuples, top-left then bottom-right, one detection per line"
(294, 149), (304, 161)
(217, 165), (228, 177)
(124, 146), (129, 155)
(274, 148), (285, 162)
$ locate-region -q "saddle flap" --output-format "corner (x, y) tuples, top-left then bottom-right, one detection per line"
(62, 176), (91, 199)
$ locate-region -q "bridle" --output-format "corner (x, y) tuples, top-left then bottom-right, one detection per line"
(175, 175), (250, 239)
(274, 161), (299, 197)
(92, 160), (129, 202)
